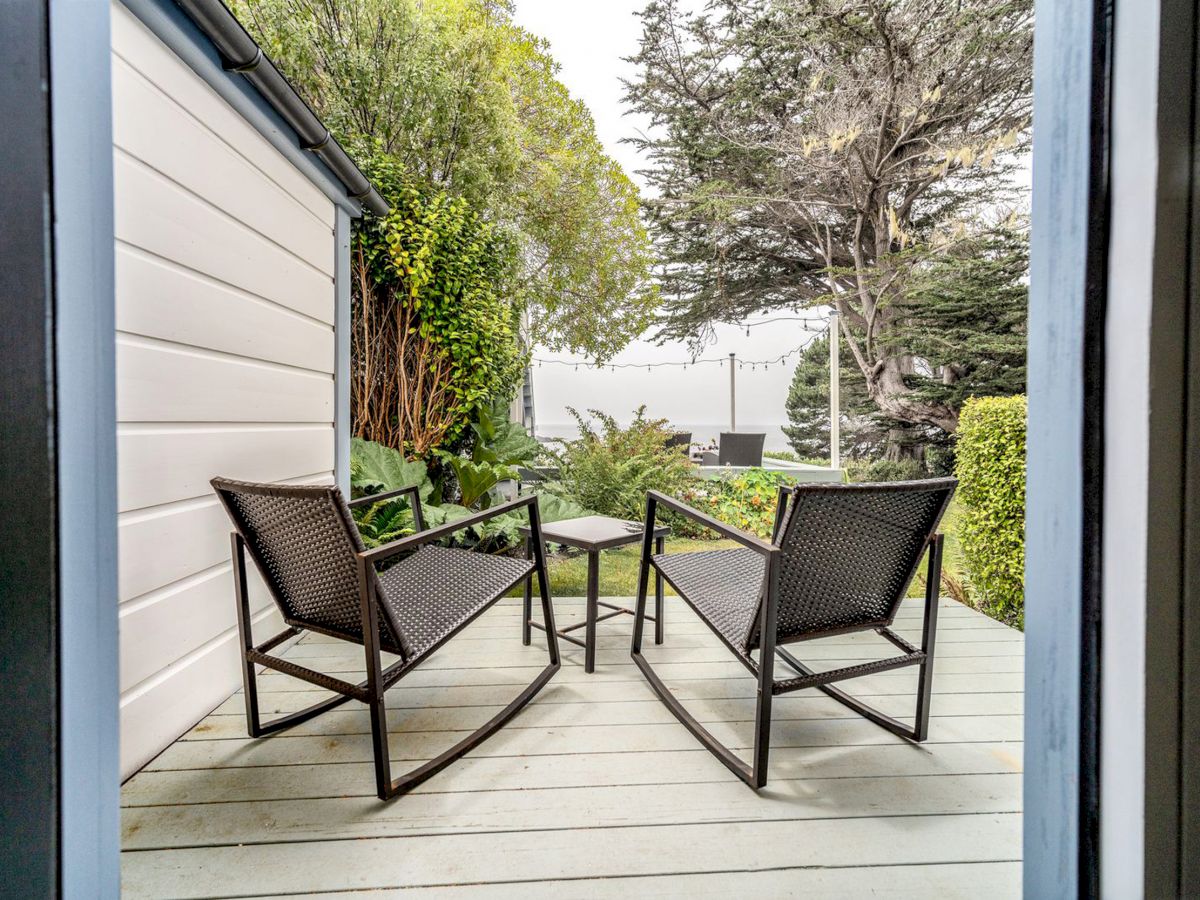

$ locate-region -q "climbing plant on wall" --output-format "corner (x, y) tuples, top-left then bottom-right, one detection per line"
(352, 156), (526, 456)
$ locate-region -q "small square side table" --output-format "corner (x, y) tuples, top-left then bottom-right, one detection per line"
(519, 515), (670, 673)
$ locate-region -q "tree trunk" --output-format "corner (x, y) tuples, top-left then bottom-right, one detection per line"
(865, 355), (960, 434)
(883, 427), (926, 463)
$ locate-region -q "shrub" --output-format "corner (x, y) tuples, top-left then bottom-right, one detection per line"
(351, 155), (526, 457)
(845, 458), (926, 483)
(763, 449), (827, 466)
(956, 395), (1026, 626)
(435, 399), (543, 509)
(679, 469), (796, 539)
(543, 407), (694, 521)
(350, 438), (586, 552)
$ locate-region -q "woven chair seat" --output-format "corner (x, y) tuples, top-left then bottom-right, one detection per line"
(653, 547), (766, 653)
(378, 545), (533, 661)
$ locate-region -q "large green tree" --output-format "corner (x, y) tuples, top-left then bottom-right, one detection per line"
(784, 226), (1027, 461)
(627, 0), (1032, 435)
(885, 226), (1028, 412)
(782, 332), (877, 459)
(233, 0), (656, 362)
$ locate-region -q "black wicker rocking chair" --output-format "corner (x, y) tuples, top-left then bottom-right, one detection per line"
(211, 478), (560, 800)
(631, 478), (956, 789)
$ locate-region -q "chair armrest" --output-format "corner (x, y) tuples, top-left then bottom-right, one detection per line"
(347, 485), (425, 531)
(359, 495), (537, 565)
(647, 490), (779, 557)
(347, 485), (422, 508)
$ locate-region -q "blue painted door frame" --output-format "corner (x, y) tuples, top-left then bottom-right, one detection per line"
(0, 0), (119, 895)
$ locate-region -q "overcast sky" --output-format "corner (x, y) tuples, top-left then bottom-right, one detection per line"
(510, 1), (814, 440)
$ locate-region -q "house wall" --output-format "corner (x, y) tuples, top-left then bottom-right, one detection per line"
(112, 2), (338, 777)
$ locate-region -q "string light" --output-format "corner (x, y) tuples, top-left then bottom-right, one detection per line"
(531, 332), (826, 372)
(741, 314), (830, 329)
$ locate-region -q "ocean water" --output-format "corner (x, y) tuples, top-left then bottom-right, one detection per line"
(536, 421), (792, 453)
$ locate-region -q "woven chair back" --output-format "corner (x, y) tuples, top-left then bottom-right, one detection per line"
(718, 432), (766, 466)
(211, 478), (404, 654)
(664, 432), (692, 451)
(755, 478), (956, 646)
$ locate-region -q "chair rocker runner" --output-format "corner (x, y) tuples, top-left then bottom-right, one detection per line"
(211, 478), (560, 800)
(631, 478), (956, 789)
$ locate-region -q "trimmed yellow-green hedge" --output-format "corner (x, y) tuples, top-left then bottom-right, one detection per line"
(955, 395), (1026, 627)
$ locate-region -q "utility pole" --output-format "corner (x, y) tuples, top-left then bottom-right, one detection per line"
(829, 310), (841, 470)
(729, 352), (737, 431)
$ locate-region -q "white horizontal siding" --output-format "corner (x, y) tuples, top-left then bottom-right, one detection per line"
(117, 425), (335, 513)
(118, 604), (284, 779)
(118, 496), (229, 603)
(117, 336), (334, 423)
(117, 472), (334, 604)
(112, 53), (334, 273)
(112, 4), (332, 222)
(115, 244), (334, 372)
(112, 2), (341, 778)
(114, 152), (334, 323)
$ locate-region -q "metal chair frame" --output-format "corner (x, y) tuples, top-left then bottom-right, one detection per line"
(216, 481), (560, 801)
(631, 482), (950, 789)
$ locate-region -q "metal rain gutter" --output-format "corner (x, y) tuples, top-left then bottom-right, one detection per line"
(174, 0), (389, 217)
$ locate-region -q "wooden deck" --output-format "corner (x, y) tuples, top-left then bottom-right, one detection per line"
(120, 595), (1024, 898)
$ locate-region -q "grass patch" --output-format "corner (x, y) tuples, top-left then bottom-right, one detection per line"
(510, 537), (740, 598)
(909, 496), (965, 598)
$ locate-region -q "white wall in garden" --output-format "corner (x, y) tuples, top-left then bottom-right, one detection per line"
(112, 3), (337, 777)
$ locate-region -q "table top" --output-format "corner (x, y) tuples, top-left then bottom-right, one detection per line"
(519, 514), (670, 552)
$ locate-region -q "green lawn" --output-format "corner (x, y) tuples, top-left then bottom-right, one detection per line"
(531, 536), (741, 598)
(524, 497), (966, 599)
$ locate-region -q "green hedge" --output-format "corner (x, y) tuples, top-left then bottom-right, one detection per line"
(955, 395), (1026, 627)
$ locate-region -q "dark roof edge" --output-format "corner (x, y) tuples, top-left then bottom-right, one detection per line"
(174, 0), (388, 217)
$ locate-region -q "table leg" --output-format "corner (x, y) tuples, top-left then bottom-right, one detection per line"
(522, 535), (533, 646)
(654, 534), (665, 645)
(585, 550), (599, 673)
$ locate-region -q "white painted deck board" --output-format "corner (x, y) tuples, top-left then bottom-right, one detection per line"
(120, 596), (1023, 898)
(250, 862), (1024, 900)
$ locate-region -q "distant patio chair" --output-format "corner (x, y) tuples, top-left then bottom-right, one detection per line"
(210, 478), (560, 800)
(631, 478), (956, 788)
(664, 431), (692, 452)
(516, 465), (560, 495)
(516, 465), (544, 485)
(718, 431), (766, 466)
